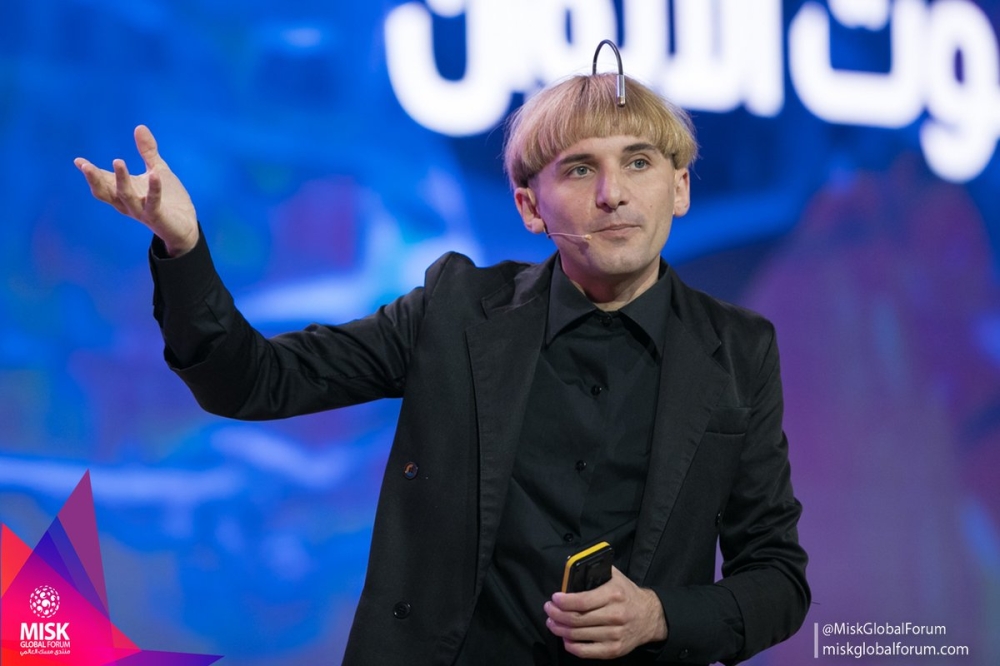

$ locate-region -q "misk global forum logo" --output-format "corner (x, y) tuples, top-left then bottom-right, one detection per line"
(1, 472), (222, 665)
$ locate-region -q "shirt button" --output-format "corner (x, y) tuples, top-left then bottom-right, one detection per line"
(575, 460), (587, 472)
(393, 601), (411, 619)
(403, 462), (419, 479)
(563, 533), (575, 543)
(600, 315), (613, 327)
(591, 385), (602, 396)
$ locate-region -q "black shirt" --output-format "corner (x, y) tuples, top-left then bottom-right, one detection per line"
(458, 258), (671, 664)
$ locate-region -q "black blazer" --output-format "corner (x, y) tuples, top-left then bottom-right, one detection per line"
(152, 244), (809, 665)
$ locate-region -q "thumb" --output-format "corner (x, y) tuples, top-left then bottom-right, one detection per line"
(134, 124), (164, 171)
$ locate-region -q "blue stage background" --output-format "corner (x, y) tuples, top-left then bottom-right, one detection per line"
(2, 1), (1000, 663)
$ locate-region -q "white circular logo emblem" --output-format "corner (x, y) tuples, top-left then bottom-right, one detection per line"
(29, 585), (61, 619)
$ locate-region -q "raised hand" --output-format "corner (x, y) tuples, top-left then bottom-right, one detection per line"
(544, 566), (668, 659)
(75, 125), (199, 257)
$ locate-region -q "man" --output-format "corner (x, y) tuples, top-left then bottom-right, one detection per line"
(75, 72), (809, 664)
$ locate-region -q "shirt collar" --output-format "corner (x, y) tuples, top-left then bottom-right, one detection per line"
(545, 256), (672, 355)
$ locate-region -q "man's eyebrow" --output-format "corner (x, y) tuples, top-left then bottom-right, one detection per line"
(555, 152), (595, 167)
(622, 142), (658, 154)
(555, 143), (660, 167)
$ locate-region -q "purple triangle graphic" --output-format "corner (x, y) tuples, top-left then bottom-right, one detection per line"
(32, 531), (76, 590)
(111, 650), (222, 665)
(56, 470), (109, 613)
(40, 516), (107, 617)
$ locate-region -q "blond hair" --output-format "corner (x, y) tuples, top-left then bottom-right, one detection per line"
(503, 74), (697, 189)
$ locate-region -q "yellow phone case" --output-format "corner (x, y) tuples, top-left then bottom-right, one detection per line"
(561, 541), (613, 593)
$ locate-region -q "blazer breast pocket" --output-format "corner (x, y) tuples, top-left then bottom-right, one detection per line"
(704, 406), (750, 435)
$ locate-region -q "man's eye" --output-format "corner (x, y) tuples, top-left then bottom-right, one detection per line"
(571, 165), (590, 177)
(631, 158), (649, 169)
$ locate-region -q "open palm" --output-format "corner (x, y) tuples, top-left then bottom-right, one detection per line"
(75, 125), (199, 256)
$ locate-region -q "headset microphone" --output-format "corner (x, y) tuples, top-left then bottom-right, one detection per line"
(546, 232), (592, 242)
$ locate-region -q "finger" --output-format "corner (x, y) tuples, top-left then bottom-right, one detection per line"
(563, 636), (623, 660)
(75, 158), (118, 203)
(134, 124), (163, 171)
(551, 585), (615, 613)
(145, 169), (162, 216)
(551, 592), (591, 613)
(548, 618), (628, 659)
(113, 159), (141, 214)
(547, 616), (612, 640)
(545, 601), (601, 628)
(554, 623), (624, 645)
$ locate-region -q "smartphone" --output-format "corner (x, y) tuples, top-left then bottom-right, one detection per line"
(561, 541), (614, 593)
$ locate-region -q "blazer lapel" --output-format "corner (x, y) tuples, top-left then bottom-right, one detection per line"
(631, 273), (731, 584)
(466, 258), (552, 593)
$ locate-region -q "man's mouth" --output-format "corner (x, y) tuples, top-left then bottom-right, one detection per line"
(593, 223), (639, 234)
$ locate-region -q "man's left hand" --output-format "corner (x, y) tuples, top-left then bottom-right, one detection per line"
(544, 566), (668, 659)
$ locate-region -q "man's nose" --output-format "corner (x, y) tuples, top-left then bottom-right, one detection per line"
(595, 170), (626, 210)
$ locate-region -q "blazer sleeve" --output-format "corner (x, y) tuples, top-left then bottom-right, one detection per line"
(715, 326), (809, 661)
(654, 322), (809, 664)
(147, 228), (451, 420)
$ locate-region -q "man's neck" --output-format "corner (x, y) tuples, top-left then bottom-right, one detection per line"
(562, 262), (660, 312)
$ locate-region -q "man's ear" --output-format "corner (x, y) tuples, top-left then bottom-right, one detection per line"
(514, 187), (546, 235)
(673, 168), (691, 217)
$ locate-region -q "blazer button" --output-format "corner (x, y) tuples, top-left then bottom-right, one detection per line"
(403, 462), (418, 480)
(678, 648), (690, 659)
(393, 601), (411, 619)
(715, 511), (722, 527)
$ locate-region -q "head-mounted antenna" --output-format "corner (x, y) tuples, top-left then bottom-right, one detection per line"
(592, 39), (626, 107)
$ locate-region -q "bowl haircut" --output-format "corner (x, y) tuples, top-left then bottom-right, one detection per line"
(503, 73), (698, 190)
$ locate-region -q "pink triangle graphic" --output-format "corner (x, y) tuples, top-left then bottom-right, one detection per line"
(1, 525), (33, 597)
